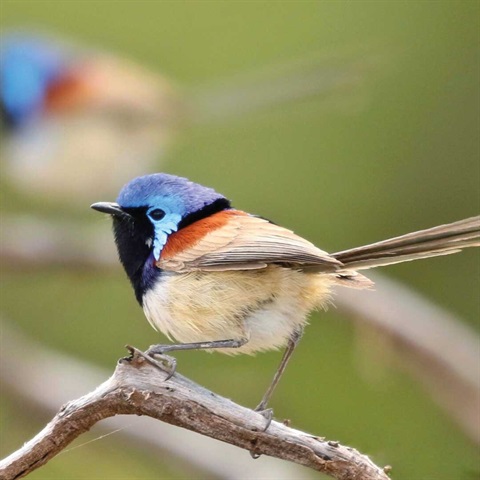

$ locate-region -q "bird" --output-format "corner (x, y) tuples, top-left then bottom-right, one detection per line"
(91, 173), (480, 419)
(1, 31), (179, 204)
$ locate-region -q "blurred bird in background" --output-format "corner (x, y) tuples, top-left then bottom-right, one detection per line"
(1, 29), (372, 208)
(1, 31), (179, 204)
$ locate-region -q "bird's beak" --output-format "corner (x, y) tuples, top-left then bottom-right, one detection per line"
(91, 202), (132, 219)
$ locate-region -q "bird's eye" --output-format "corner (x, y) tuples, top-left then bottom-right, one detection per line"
(149, 209), (166, 221)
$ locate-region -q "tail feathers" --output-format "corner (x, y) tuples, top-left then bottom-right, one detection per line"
(332, 216), (480, 272)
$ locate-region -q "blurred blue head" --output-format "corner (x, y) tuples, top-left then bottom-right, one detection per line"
(1, 34), (66, 127)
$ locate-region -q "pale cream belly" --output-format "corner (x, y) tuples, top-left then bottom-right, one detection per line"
(142, 266), (334, 355)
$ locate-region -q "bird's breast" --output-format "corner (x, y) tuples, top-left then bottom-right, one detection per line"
(142, 266), (333, 355)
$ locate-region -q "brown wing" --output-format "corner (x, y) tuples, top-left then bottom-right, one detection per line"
(156, 210), (342, 273)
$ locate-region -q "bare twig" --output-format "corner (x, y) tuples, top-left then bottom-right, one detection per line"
(0, 347), (390, 480)
(0, 319), (311, 480)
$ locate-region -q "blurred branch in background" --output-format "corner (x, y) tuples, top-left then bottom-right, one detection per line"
(1, 214), (479, 444)
(0, 319), (311, 480)
(188, 46), (379, 125)
(339, 273), (480, 445)
(0, 215), (114, 270)
(0, 325), (391, 480)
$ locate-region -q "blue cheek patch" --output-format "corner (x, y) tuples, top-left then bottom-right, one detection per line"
(153, 232), (168, 261)
(152, 213), (182, 260)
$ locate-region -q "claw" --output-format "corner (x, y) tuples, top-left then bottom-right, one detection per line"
(161, 355), (177, 380)
(249, 408), (273, 459)
(255, 407), (273, 432)
(246, 405), (276, 460)
(126, 345), (176, 379)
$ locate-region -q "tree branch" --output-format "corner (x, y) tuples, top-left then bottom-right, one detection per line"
(0, 319), (310, 480)
(0, 348), (390, 480)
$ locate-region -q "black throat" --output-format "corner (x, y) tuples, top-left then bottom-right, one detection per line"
(112, 208), (154, 305)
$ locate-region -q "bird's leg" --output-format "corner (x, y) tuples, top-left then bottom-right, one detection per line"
(254, 327), (304, 429)
(146, 338), (248, 355)
(144, 338), (249, 379)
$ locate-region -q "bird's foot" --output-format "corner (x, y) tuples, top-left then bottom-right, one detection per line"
(126, 344), (177, 380)
(254, 401), (274, 432)
(249, 406), (273, 459)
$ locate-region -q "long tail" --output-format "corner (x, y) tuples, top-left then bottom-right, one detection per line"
(332, 216), (480, 272)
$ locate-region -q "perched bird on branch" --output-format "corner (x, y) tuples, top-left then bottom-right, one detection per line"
(1, 32), (179, 204)
(92, 173), (480, 421)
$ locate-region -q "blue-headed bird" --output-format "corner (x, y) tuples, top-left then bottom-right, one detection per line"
(92, 173), (480, 420)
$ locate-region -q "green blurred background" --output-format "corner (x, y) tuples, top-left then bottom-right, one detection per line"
(1, 1), (479, 479)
